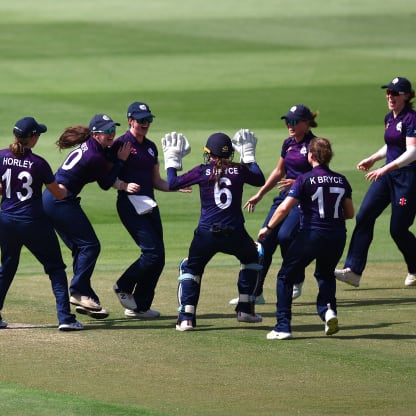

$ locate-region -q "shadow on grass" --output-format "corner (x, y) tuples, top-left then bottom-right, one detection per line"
(81, 313), (273, 331)
(1, 323), (57, 330)
(4, 318), (415, 341)
(337, 296), (416, 307)
(284, 320), (416, 340)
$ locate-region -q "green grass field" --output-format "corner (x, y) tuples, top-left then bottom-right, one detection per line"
(0, 1), (415, 415)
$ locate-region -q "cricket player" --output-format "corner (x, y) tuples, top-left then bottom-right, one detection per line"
(0, 117), (83, 331)
(162, 130), (265, 331)
(231, 104), (318, 305)
(110, 102), (170, 319)
(259, 137), (354, 340)
(43, 114), (133, 319)
(335, 77), (416, 288)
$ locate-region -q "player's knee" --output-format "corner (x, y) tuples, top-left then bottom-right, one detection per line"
(277, 232), (293, 247)
(83, 241), (100, 257)
(144, 250), (165, 268)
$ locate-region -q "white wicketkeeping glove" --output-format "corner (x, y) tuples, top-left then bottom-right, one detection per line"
(231, 128), (257, 163)
(182, 134), (191, 158)
(161, 132), (191, 170)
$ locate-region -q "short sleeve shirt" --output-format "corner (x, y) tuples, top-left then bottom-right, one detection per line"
(0, 148), (55, 218)
(111, 131), (159, 199)
(168, 162), (264, 229)
(384, 105), (416, 166)
(289, 165), (352, 231)
(281, 131), (315, 179)
(55, 137), (113, 196)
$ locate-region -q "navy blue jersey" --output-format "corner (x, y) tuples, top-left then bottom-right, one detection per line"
(289, 165), (352, 231)
(384, 105), (416, 165)
(168, 162), (265, 229)
(281, 131), (315, 179)
(0, 148), (55, 218)
(55, 137), (117, 196)
(111, 131), (158, 199)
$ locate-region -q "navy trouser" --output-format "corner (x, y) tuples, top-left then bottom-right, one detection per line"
(0, 213), (76, 325)
(344, 168), (416, 275)
(274, 228), (346, 334)
(178, 226), (260, 323)
(43, 190), (101, 302)
(116, 194), (165, 311)
(257, 191), (303, 295)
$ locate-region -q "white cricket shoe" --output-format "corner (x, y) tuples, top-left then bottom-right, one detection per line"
(266, 330), (292, 340)
(334, 268), (361, 287)
(70, 294), (102, 311)
(124, 308), (160, 319)
(325, 305), (339, 336)
(176, 320), (194, 332)
(292, 282), (303, 300)
(404, 273), (416, 287)
(113, 284), (137, 310)
(237, 311), (262, 323)
(229, 294), (266, 305)
(58, 321), (84, 331)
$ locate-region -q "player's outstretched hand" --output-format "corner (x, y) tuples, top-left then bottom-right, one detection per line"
(161, 132), (191, 170)
(232, 128), (257, 163)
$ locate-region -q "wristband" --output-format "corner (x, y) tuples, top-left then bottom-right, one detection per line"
(266, 225), (273, 231)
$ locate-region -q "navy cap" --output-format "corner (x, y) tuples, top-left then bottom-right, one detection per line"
(89, 114), (120, 132)
(204, 133), (233, 158)
(13, 117), (47, 139)
(127, 102), (155, 120)
(281, 104), (314, 121)
(381, 77), (412, 94)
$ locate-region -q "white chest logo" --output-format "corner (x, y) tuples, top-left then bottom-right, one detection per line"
(148, 148), (155, 157)
(300, 145), (308, 156)
(396, 121), (402, 133)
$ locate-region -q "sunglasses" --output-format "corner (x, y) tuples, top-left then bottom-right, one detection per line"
(136, 116), (153, 124)
(285, 119), (301, 126)
(101, 126), (116, 134)
(386, 89), (405, 97)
